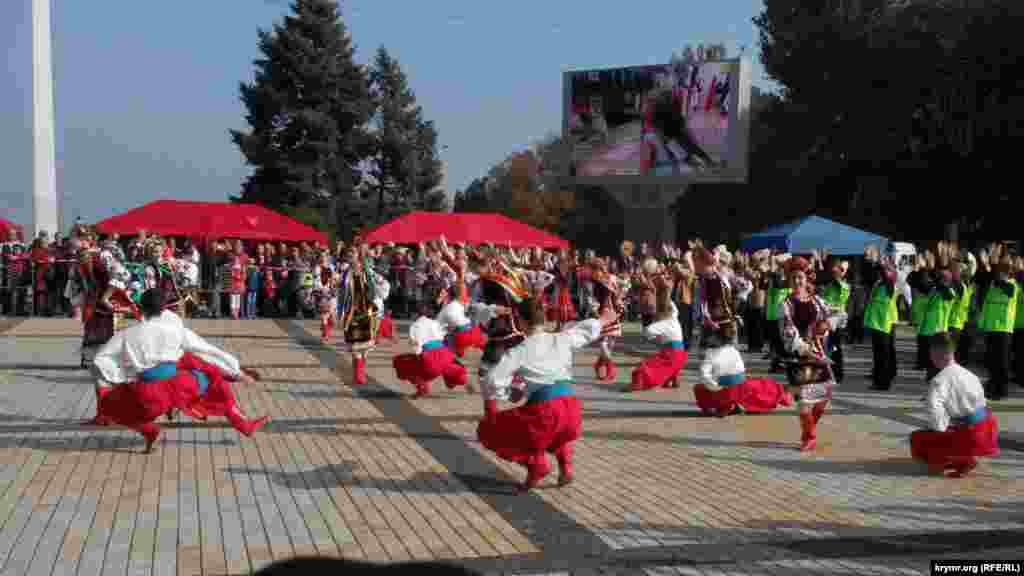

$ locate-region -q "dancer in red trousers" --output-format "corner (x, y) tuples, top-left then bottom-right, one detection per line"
(393, 282), (481, 397)
(91, 289), (269, 452)
(630, 277), (688, 391)
(478, 297), (616, 493)
(694, 321), (793, 416)
(911, 333), (999, 477)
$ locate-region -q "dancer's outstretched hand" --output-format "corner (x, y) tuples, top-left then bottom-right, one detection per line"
(238, 368), (260, 384)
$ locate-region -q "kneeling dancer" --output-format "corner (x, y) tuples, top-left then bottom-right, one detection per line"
(910, 333), (999, 478)
(694, 321), (793, 416)
(92, 289), (269, 452)
(630, 277), (688, 391)
(477, 298), (615, 492)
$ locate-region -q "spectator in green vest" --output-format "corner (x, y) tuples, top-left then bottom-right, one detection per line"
(863, 247), (899, 391)
(975, 244), (1017, 400)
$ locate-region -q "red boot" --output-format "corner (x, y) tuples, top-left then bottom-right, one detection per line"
(603, 358), (617, 382)
(320, 317), (333, 343)
(227, 406), (269, 437)
(799, 412), (817, 451)
(516, 453), (552, 493)
(812, 401), (827, 424)
(353, 356), (367, 385)
(555, 443), (575, 487)
(413, 380), (431, 398)
(140, 423), (161, 453)
(593, 358), (607, 380)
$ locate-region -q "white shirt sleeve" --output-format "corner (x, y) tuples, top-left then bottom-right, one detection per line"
(182, 328), (241, 377)
(482, 345), (526, 401)
(927, 374), (951, 432)
(92, 330), (129, 384)
(699, 349), (720, 391)
(562, 318), (602, 349)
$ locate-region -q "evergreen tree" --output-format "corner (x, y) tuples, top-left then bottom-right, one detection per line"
(365, 47), (444, 223)
(231, 0), (372, 213)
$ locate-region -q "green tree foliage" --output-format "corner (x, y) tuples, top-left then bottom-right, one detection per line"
(364, 47), (445, 224)
(231, 0), (372, 212)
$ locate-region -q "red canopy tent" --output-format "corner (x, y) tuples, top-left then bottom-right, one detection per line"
(0, 217), (23, 241)
(359, 211), (569, 249)
(95, 200), (327, 244)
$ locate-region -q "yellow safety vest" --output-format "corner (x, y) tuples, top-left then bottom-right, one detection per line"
(978, 279), (1018, 334)
(864, 281), (898, 334)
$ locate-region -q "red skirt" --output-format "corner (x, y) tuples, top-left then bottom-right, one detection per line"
(452, 324), (486, 357)
(176, 352), (239, 417)
(632, 348), (688, 390)
(910, 411), (1000, 465)
(693, 377), (791, 414)
(393, 347), (467, 389)
(477, 395), (582, 465)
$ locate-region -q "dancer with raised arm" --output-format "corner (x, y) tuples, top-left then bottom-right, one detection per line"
(629, 275), (688, 391)
(478, 297), (617, 492)
(91, 288), (269, 452)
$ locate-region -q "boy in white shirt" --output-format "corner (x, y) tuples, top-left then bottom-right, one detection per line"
(393, 282), (498, 397)
(478, 298), (616, 492)
(910, 333), (999, 477)
(694, 322), (792, 416)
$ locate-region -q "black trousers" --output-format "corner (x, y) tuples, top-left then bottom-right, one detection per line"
(745, 307), (764, 352)
(848, 315), (865, 344)
(915, 334), (929, 370)
(870, 328), (897, 389)
(985, 331), (1011, 398)
(829, 329), (846, 383)
(1014, 329), (1024, 385)
(677, 302), (693, 345)
(954, 327), (974, 365)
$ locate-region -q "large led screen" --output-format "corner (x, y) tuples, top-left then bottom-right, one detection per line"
(564, 59), (750, 182)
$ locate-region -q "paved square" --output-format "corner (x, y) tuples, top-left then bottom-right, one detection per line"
(0, 318), (1021, 575)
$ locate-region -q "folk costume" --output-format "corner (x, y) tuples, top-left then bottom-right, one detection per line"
(910, 359), (999, 477)
(694, 328), (793, 416)
(92, 310), (268, 451)
(338, 254), (390, 385)
(392, 308), (469, 397)
(1, 233), (28, 316)
(588, 266), (625, 382)
(780, 258), (844, 451)
(478, 315), (605, 492)
(315, 262), (339, 342)
(143, 236), (186, 315)
(630, 300), (688, 391)
(476, 263), (532, 386)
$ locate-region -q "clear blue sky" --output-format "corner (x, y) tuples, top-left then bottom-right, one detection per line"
(1, 0), (773, 232)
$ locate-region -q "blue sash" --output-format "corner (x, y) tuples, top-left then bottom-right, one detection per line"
(718, 373), (745, 387)
(191, 370), (209, 396)
(952, 406), (988, 426)
(527, 380), (575, 404)
(140, 362), (176, 382)
(421, 340), (445, 352)
(662, 340), (686, 350)
(455, 323), (473, 333)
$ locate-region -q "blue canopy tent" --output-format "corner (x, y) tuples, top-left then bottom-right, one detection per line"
(741, 215), (889, 255)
